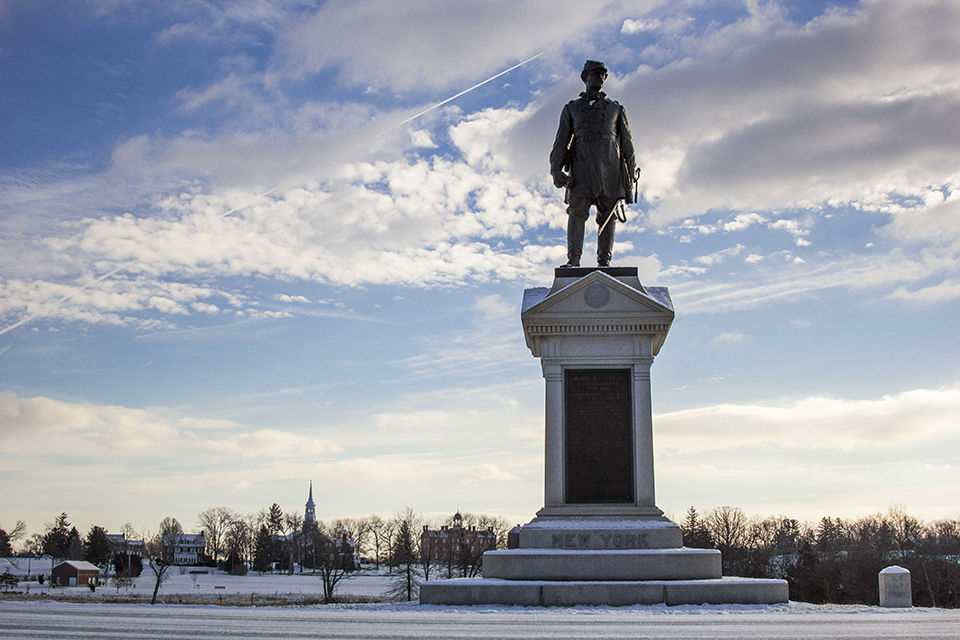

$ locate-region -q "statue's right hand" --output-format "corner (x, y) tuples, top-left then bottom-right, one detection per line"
(553, 173), (569, 189)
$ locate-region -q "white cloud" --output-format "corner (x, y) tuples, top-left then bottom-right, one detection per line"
(654, 384), (960, 519)
(768, 219), (811, 247)
(693, 244), (744, 266)
(723, 213), (766, 232)
(473, 293), (514, 323)
(711, 331), (748, 345)
(399, 292), (533, 380)
(5, 1), (960, 334)
(667, 248), (948, 314)
(622, 18), (660, 34)
(409, 130), (437, 149)
(203, 429), (342, 459)
(469, 463), (520, 482)
(888, 279), (960, 304)
(275, 0), (635, 92)
(497, 0), (960, 232)
(0, 391), (179, 449)
(656, 386), (960, 455)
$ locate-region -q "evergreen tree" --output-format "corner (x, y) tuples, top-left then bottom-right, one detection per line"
(42, 513), (75, 558)
(66, 527), (83, 559)
(83, 525), (112, 566)
(388, 515), (420, 602)
(682, 506), (714, 549)
(267, 504), (285, 571)
(0, 528), (12, 557)
(112, 551), (143, 578)
(267, 504), (283, 535)
(253, 525), (272, 573)
(0, 521), (25, 556)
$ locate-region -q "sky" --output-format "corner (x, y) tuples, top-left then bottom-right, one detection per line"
(2, 0), (960, 540)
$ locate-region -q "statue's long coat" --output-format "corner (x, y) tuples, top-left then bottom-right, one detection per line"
(550, 92), (637, 203)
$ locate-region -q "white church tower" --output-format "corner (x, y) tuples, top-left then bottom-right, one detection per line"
(305, 481), (316, 525)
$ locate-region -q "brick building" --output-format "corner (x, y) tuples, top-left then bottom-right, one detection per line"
(51, 560), (100, 587)
(420, 512), (497, 578)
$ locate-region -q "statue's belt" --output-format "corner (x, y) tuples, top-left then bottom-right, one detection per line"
(575, 133), (617, 142)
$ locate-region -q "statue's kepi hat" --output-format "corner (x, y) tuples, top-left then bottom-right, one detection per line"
(581, 60), (608, 80)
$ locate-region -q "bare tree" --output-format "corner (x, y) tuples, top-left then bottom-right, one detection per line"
(365, 515), (392, 571)
(23, 533), (44, 557)
(145, 517), (184, 605)
(0, 520), (24, 557)
(196, 507), (236, 563)
(888, 504), (922, 556)
(354, 518), (372, 561)
(310, 523), (352, 603)
(6, 520), (26, 544)
(418, 520), (440, 582)
(331, 517), (371, 559)
(706, 506), (749, 575)
(223, 516), (251, 574)
(476, 514), (512, 550)
(119, 523), (137, 539)
(284, 512), (303, 574)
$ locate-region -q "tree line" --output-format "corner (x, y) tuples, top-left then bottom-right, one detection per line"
(0, 507), (513, 603)
(10, 504), (956, 606)
(682, 504), (960, 608)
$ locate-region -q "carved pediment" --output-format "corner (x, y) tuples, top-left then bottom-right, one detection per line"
(521, 271), (674, 357)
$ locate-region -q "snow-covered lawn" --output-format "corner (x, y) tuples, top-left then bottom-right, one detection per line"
(5, 565), (392, 602)
(1, 600), (958, 639)
(5, 564), (959, 638)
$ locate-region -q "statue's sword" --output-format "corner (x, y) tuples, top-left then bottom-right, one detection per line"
(597, 167), (640, 239)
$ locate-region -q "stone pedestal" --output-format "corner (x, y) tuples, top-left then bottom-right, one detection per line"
(879, 566), (912, 608)
(420, 267), (788, 607)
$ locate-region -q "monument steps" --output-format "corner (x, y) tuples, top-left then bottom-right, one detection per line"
(420, 576), (790, 607)
(483, 547), (722, 581)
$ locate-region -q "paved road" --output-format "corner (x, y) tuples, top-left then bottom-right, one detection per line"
(2, 601), (959, 639)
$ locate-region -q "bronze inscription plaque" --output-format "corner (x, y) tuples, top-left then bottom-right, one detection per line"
(564, 369), (634, 503)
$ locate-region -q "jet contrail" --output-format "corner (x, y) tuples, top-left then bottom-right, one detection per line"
(223, 186), (282, 218)
(380, 51), (545, 135)
(1, 55), (546, 337)
(0, 266), (126, 337)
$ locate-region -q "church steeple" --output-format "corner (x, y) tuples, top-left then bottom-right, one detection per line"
(305, 481), (316, 525)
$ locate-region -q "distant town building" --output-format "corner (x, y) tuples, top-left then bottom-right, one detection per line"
(162, 533), (206, 565)
(51, 560), (100, 587)
(420, 511), (497, 577)
(299, 482), (358, 571)
(106, 534), (143, 557)
(305, 480), (317, 526)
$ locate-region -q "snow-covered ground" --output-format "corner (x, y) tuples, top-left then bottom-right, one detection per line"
(5, 565), (391, 600)
(1, 600), (958, 639)
(5, 565), (959, 638)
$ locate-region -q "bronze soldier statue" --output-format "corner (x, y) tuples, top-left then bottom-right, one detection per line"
(550, 60), (637, 267)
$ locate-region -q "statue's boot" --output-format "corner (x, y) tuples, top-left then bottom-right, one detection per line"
(564, 213), (585, 267)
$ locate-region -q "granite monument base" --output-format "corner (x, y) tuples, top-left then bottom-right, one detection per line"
(420, 576), (789, 607)
(421, 527), (788, 606)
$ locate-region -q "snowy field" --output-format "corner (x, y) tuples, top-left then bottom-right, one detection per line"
(2, 600), (959, 639)
(3, 565), (390, 602)
(4, 566), (960, 638)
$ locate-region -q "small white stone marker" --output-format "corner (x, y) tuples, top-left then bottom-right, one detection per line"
(879, 565), (911, 608)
